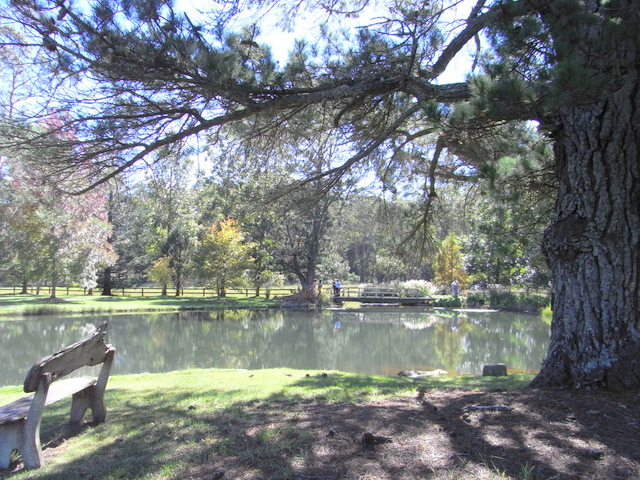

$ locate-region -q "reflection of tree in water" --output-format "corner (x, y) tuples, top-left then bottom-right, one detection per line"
(455, 313), (551, 374)
(431, 314), (468, 373)
(0, 318), (114, 386)
(0, 310), (551, 386)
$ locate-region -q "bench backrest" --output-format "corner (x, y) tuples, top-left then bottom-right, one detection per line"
(23, 322), (112, 393)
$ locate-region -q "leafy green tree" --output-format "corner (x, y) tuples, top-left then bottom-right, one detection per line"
(274, 181), (335, 289)
(460, 136), (554, 289)
(330, 196), (387, 283)
(0, 152), (115, 297)
(329, 195), (432, 283)
(202, 112), (357, 294)
(0, 198), (48, 291)
(245, 221), (279, 297)
(195, 161), (283, 296)
(37, 190), (114, 298)
(148, 256), (172, 296)
(69, 211), (118, 294)
(433, 233), (468, 290)
(104, 183), (160, 287)
(106, 154), (198, 292)
(162, 221), (196, 296)
(196, 219), (254, 296)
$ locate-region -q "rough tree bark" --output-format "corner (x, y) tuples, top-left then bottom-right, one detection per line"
(533, 87), (640, 390)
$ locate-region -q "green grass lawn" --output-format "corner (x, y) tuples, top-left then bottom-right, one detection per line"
(0, 368), (535, 479)
(0, 294), (282, 318)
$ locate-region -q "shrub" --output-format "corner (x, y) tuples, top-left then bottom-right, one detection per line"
(515, 293), (550, 313)
(400, 280), (435, 296)
(488, 289), (550, 313)
(315, 292), (334, 308)
(465, 292), (485, 308)
(489, 289), (518, 308)
(434, 295), (462, 308)
(459, 289), (551, 313)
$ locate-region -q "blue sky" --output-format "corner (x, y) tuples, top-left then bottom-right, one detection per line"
(180, 0), (477, 83)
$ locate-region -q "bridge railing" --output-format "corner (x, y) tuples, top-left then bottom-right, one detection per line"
(336, 286), (427, 298)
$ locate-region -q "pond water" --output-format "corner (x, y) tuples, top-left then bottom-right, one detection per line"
(0, 307), (551, 387)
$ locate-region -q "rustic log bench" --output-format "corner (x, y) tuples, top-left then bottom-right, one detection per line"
(0, 322), (115, 470)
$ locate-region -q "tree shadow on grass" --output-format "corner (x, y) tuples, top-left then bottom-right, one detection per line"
(236, 374), (640, 480)
(1, 373), (639, 479)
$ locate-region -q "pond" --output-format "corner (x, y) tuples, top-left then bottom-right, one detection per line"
(0, 307), (551, 387)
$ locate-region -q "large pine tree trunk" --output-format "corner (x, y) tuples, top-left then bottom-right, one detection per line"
(532, 87), (640, 390)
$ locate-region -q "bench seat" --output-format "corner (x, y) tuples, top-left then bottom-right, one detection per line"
(0, 377), (97, 425)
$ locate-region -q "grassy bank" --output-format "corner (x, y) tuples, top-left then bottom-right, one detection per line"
(0, 294), (281, 318)
(0, 289), (553, 318)
(0, 368), (535, 480)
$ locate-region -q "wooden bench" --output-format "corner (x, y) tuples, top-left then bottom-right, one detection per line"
(0, 322), (115, 470)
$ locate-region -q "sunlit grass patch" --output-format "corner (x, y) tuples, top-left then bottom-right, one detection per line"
(0, 368), (538, 479)
(0, 293), (281, 318)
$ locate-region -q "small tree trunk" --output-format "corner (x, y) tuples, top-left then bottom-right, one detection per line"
(102, 266), (113, 296)
(102, 200), (114, 296)
(532, 89), (640, 391)
(174, 267), (182, 296)
(49, 259), (57, 299)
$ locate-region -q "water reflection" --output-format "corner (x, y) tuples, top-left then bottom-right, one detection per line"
(0, 308), (550, 387)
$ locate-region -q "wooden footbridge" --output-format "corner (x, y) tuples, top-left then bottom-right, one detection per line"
(333, 286), (434, 306)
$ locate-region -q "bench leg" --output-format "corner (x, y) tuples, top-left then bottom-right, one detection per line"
(69, 389), (91, 425)
(90, 348), (114, 424)
(19, 373), (52, 469)
(89, 388), (107, 424)
(0, 422), (21, 470)
(20, 417), (43, 470)
(70, 386), (106, 425)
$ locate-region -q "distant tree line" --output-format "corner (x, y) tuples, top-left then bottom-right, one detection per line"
(0, 138), (553, 297)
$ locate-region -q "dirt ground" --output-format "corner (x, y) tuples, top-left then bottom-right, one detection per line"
(189, 387), (640, 480)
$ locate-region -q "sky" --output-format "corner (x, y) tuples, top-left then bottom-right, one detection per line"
(180, 0), (477, 84)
